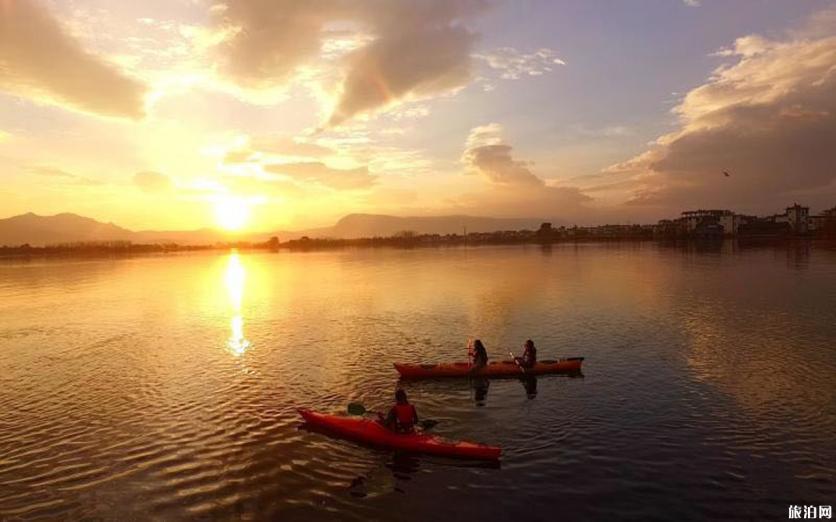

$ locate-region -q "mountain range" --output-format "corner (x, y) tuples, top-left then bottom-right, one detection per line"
(0, 212), (550, 247)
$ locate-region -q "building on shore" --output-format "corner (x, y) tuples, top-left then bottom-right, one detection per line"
(809, 206), (836, 236)
(738, 219), (791, 238)
(770, 204), (809, 235)
(680, 210), (732, 233)
(654, 203), (836, 239)
(655, 209), (751, 238)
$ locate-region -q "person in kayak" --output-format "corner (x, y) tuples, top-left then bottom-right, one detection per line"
(514, 339), (537, 369)
(469, 339), (489, 370)
(382, 389), (419, 433)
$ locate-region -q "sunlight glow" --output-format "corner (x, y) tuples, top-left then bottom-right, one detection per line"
(214, 196), (251, 231)
(229, 315), (250, 356)
(224, 251), (250, 356)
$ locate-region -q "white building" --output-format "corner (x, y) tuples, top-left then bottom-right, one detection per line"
(772, 204), (809, 234)
(786, 204), (809, 234)
(718, 213), (750, 236)
(680, 210), (732, 232)
(679, 209), (747, 236)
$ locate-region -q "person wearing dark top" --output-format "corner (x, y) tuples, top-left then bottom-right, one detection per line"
(384, 389), (419, 433)
(469, 339), (489, 370)
(514, 339), (537, 369)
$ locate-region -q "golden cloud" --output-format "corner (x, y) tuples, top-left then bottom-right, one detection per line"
(264, 161), (376, 190)
(0, 0), (147, 118)
(133, 171), (172, 193)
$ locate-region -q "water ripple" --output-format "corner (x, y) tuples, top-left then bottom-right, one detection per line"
(1, 244), (835, 520)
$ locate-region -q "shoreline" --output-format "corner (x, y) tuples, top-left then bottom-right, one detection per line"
(2, 235), (835, 260)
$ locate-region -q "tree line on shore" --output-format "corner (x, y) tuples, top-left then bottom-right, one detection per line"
(4, 219), (836, 258)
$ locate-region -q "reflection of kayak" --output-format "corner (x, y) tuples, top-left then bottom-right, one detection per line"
(394, 358), (584, 379)
(298, 409), (501, 461)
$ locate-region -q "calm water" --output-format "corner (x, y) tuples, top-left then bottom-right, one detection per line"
(1, 243), (835, 521)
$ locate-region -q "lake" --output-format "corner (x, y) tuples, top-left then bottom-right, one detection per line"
(1, 242), (835, 521)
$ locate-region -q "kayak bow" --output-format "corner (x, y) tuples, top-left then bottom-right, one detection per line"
(394, 357), (584, 379)
(298, 409), (501, 461)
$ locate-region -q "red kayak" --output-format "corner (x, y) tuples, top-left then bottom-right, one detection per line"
(298, 409), (501, 461)
(394, 357), (584, 379)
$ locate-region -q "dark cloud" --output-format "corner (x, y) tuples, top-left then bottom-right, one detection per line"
(328, 25), (475, 125)
(211, 0), (485, 125)
(0, 0), (147, 118)
(211, 0), (334, 88)
(605, 25), (836, 215)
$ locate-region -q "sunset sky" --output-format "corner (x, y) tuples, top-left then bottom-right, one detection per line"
(1, 0), (835, 232)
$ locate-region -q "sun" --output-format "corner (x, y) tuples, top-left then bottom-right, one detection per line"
(214, 196), (251, 231)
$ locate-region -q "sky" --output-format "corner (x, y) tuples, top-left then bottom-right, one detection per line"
(1, 0), (835, 232)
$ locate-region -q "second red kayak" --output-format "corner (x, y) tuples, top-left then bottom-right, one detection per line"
(394, 357), (584, 379)
(298, 409), (501, 460)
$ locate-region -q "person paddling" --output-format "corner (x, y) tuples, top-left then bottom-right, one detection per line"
(382, 389), (419, 433)
(513, 339), (537, 369)
(469, 339), (489, 371)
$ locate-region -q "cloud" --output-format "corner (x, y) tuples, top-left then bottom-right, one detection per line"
(574, 124), (633, 138)
(458, 123), (592, 218)
(222, 149), (256, 164)
(221, 136), (336, 166)
(26, 165), (103, 186)
(264, 162), (376, 190)
(600, 17), (836, 215)
(463, 123), (543, 186)
(249, 136), (334, 158)
(328, 24), (476, 125)
(465, 144), (544, 186)
(210, 0), (332, 88)
(214, 174), (307, 200)
(473, 47), (566, 80)
(0, 0), (147, 118)
(133, 171), (172, 193)
(210, 0), (486, 125)
(27, 165), (75, 178)
(449, 181), (592, 220)
(799, 5), (836, 38)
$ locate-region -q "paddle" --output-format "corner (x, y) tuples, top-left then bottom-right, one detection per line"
(509, 351), (527, 375)
(347, 402), (439, 430)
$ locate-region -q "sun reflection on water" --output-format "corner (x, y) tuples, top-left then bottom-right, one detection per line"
(225, 251), (250, 356)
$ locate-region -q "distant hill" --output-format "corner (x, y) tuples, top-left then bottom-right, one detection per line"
(0, 213), (239, 247)
(0, 213), (136, 246)
(0, 212), (551, 246)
